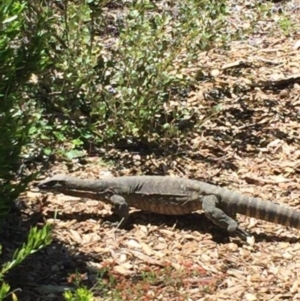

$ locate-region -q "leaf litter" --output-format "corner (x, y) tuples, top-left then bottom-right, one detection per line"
(3, 0), (300, 300)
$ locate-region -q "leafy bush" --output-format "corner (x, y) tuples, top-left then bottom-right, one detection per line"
(0, 0), (50, 212)
(32, 0), (229, 150)
(13, 0), (268, 155)
(0, 1), (52, 299)
(105, 0), (228, 141)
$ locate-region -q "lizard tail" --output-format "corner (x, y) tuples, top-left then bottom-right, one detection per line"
(218, 188), (300, 229)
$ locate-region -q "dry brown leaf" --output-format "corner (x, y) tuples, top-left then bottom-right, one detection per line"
(140, 242), (154, 256)
(69, 229), (82, 244)
(129, 250), (165, 266)
(113, 265), (135, 276)
(244, 293), (257, 301)
(124, 239), (141, 249)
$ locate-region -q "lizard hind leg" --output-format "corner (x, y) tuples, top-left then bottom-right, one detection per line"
(202, 195), (250, 241)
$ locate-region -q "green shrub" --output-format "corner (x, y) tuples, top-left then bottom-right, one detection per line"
(0, 1), (52, 299)
(0, 0), (50, 212)
(21, 0), (270, 153)
(33, 0), (229, 149)
(102, 0), (228, 142)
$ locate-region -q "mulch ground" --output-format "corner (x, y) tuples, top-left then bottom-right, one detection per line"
(2, 0), (300, 300)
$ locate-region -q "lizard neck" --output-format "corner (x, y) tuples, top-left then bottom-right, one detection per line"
(62, 177), (107, 192)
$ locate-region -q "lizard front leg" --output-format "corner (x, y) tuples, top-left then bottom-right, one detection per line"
(202, 195), (250, 241)
(106, 195), (129, 226)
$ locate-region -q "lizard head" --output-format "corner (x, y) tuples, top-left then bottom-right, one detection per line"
(37, 174), (70, 191)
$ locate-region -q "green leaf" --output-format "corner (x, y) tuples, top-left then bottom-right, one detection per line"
(43, 148), (52, 155)
(3, 15), (18, 24)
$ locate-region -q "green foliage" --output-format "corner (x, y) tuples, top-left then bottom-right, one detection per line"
(32, 0), (230, 149)
(0, 0), (50, 215)
(102, 0), (228, 141)
(278, 15), (296, 35)
(5, 0), (272, 157)
(0, 224), (52, 301)
(63, 287), (95, 301)
(0, 0), (29, 214)
(0, 283), (10, 301)
(1, 225), (52, 276)
(29, 0), (104, 155)
(0, 1), (53, 300)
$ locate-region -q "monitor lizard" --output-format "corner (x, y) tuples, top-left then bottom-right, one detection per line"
(37, 174), (300, 241)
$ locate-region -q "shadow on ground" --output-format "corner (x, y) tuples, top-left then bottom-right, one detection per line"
(40, 207), (300, 245)
(1, 199), (299, 300)
(0, 210), (100, 301)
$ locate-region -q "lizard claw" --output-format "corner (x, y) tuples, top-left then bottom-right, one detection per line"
(102, 217), (126, 228)
(232, 227), (252, 242)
